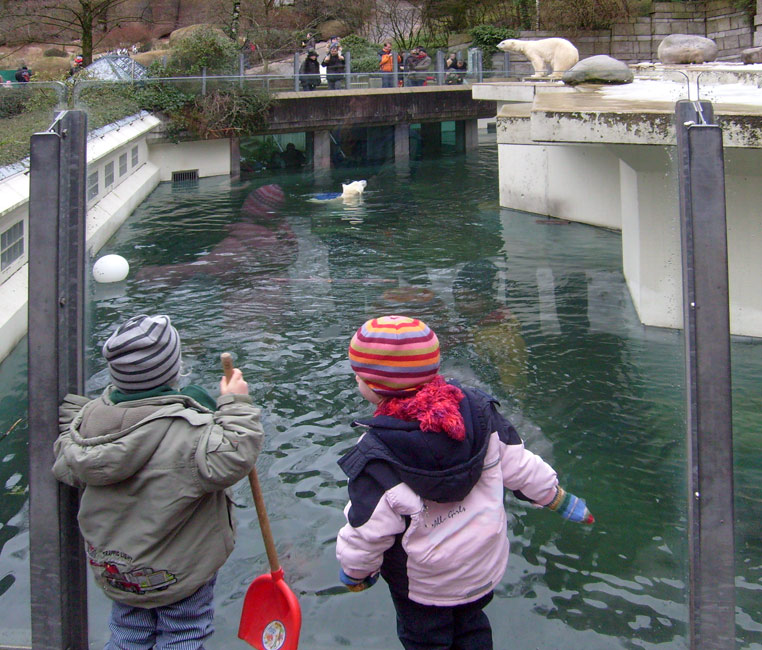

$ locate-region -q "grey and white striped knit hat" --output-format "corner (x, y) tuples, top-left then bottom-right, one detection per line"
(102, 314), (182, 392)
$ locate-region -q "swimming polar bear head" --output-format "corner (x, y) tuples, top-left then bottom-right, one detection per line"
(342, 180), (367, 197)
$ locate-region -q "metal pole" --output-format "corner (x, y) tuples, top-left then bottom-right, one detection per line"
(239, 52), (245, 89)
(675, 99), (735, 650)
(392, 50), (399, 88)
(28, 109), (89, 650)
(202, 66), (207, 95)
(504, 52), (511, 77)
(344, 50), (351, 89)
(436, 50), (445, 85)
(294, 52), (300, 92)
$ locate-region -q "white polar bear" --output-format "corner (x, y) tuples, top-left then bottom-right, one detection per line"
(310, 179), (367, 203)
(342, 180), (367, 196)
(497, 38), (579, 79)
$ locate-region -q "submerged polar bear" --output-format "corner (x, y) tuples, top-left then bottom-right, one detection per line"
(310, 179), (367, 203)
(497, 38), (579, 78)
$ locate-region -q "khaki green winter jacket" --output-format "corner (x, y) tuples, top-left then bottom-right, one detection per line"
(54, 388), (264, 608)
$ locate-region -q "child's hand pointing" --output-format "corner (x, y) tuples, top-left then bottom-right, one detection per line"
(547, 487), (594, 524)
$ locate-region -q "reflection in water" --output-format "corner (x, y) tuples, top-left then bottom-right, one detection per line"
(1, 141), (761, 648)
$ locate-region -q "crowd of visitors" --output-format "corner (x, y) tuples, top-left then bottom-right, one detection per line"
(296, 38), (467, 91)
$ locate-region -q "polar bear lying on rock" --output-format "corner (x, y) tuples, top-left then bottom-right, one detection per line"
(498, 38), (579, 78)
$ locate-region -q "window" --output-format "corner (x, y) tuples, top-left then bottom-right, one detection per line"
(87, 170), (99, 201)
(105, 161), (114, 187)
(131, 146), (139, 167)
(1, 220), (24, 272)
(119, 152), (128, 177)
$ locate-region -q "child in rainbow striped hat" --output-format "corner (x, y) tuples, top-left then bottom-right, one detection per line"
(336, 314), (593, 650)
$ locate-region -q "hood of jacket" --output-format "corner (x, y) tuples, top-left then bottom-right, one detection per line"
(61, 388), (213, 486)
(339, 385), (492, 503)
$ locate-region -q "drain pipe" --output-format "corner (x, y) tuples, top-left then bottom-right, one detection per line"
(675, 99), (735, 650)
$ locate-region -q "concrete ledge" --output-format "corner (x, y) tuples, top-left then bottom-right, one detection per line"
(484, 68), (762, 336)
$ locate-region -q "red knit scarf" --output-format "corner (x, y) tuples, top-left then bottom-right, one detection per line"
(374, 375), (466, 441)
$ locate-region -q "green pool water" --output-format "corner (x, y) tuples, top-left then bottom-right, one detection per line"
(1, 135), (761, 649)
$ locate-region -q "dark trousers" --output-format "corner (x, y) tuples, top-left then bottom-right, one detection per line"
(390, 591), (494, 650)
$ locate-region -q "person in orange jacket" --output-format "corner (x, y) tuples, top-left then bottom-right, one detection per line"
(379, 42), (401, 88)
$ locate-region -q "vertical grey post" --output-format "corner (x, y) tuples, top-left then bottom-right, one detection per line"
(392, 51), (399, 88)
(503, 52), (511, 76)
(344, 50), (351, 89)
(28, 110), (89, 650)
(455, 120), (478, 152)
(394, 123), (410, 162)
(477, 49), (484, 82)
(230, 138), (241, 179)
(202, 66), (207, 95)
(436, 50), (445, 85)
(675, 99), (735, 650)
(313, 130), (331, 170)
(294, 52), (300, 92)
(239, 52), (245, 88)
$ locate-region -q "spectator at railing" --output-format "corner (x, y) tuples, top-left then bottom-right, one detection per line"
(322, 45), (346, 90)
(446, 58), (467, 85)
(406, 47), (431, 87)
(14, 66), (31, 82)
(301, 32), (316, 51)
(379, 42), (402, 89)
(69, 55), (84, 78)
(299, 50), (321, 91)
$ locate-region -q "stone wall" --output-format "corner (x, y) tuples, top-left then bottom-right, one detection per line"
(511, 1), (753, 65)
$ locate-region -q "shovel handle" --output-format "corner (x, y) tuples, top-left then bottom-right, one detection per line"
(220, 353), (281, 576)
(248, 468), (282, 575)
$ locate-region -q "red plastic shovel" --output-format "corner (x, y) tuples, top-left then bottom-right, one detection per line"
(221, 354), (302, 650)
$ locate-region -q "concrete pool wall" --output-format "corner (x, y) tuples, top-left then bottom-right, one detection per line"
(473, 66), (762, 338)
(0, 113), (234, 363)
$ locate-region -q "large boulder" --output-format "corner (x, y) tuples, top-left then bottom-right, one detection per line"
(741, 46), (762, 64)
(131, 50), (171, 68)
(316, 20), (351, 40)
(657, 34), (718, 64)
(562, 55), (633, 85)
(169, 24), (227, 45)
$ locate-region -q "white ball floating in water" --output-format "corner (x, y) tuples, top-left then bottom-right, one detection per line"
(92, 254), (130, 283)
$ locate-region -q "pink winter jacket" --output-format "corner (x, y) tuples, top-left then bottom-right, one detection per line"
(336, 382), (559, 606)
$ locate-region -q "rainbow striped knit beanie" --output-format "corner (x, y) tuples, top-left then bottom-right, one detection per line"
(349, 315), (440, 397)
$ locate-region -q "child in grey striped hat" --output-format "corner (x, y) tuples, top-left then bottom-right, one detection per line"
(55, 313), (265, 649)
(103, 314), (183, 392)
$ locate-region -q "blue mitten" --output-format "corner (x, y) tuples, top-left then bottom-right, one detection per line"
(339, 568), (379, 592)
(547, 487), (594, 524)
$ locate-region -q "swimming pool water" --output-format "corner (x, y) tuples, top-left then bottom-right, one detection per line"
(1, 135), (761, 648)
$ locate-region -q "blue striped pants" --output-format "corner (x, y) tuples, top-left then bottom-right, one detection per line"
(105, 576), (216, 650)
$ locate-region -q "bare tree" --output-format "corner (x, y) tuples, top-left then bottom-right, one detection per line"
(371, 0), (424, 51)
(0, 0), (146, 65)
